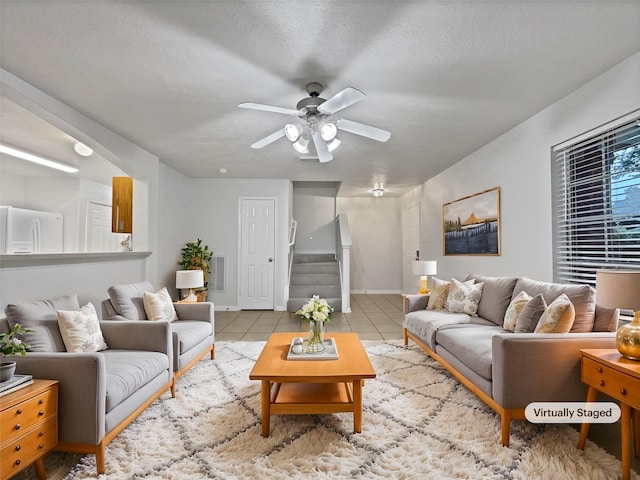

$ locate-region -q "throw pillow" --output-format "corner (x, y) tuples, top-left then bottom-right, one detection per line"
(4, 294), (80, 352)
(514, 294), (547, 333)
(56, 303), (108, 353)
(143, 287), (178, 322)
(534, 294), (576, 334)
(444, 278), (485, 315)
(503, 291), (532, 332)
(427, 277), (450, 310)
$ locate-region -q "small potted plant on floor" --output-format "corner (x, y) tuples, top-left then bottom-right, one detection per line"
(178, 238), (213, 301)
(0, 324), (31, 382)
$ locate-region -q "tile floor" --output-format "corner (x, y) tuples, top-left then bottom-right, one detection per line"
(214, 293), (637, 472)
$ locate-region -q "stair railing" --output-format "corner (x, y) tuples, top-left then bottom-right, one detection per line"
(287, 219), (298, 289)
(334, 214), (352, 313)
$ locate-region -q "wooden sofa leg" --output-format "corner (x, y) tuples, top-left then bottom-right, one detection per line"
(96, 442), (106, 474)
(501, 412), (511, 447)
(211, 344), (215, 360)
(403, 327), (408, 346)
(171, 378), (176, 398)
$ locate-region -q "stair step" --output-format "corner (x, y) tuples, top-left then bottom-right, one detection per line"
(291, 273), (340, 285)
(289, 285), (341, 298)
(293, 253), (336, 263)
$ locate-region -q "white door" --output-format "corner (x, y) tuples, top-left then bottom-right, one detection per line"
(86, 201), (121, 252)
(239, 198), (275, 309)
(402, 203), (420, 293)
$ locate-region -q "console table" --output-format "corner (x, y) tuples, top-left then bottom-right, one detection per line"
(0, 379), (58, 480)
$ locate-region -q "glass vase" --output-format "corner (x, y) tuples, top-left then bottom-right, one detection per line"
(305, 320), (325, 353)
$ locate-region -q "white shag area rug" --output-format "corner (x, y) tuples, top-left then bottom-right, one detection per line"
(15, 341), (638, 480)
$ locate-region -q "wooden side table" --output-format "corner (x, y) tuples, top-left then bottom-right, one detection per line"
(0, 379), (58, 480)
(578, 349), (640, 480)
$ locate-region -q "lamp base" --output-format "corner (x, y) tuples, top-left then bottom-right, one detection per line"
(417, 276), (430, 295)
(616, 311), (640, 360)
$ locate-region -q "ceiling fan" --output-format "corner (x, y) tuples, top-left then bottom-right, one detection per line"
(239, 82), (391, 163)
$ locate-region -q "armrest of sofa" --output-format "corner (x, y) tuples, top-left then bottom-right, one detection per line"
(402, 294), (430, 314)
(13, 352), (106, 445)
(174, 302), (214, 325)
(491, 332), (616, 408)
(100, 320), (172, 357)
(101, 299), (129, 321)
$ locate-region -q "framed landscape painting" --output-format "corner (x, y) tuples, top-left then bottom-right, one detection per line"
(442, 187), (501, 256)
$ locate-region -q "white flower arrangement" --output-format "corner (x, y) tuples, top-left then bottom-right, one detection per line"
(295, 295), (334, 323)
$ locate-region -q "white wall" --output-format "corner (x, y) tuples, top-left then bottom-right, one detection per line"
(337, 196), (403, 293)
(292, 184), (337, 253)
(414, 52), (640, 283)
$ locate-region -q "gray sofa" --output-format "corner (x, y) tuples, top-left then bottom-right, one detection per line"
(101, 281), (215, 396)
(1, 294), (173, 474)
(403, 274), (618, 447)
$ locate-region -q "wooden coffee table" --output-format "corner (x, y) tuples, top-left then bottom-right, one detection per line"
(249, 332), (376, 437)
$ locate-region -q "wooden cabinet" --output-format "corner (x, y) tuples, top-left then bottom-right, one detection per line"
(112, 176), (133, 234)
(0, 380), (58, 480)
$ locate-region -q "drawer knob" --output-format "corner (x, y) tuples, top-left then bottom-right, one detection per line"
(14, 424), (20, 430)
(15, 445), (21, 451)
(39, 410), (45, 416)
(597, 367), (603, 373)
(15, 460), (21, 466)
(39, 431), (44, 437)
(621, 388), (627, 395)
(39, 443), (44, 449)
(39, 399), (44, 404)
(16, 409), (22, 414)
(599, 380), (605, 387)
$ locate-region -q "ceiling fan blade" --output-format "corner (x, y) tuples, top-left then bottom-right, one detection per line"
(336, 118), (391, 142)
(239, 102), (301, 116)
(317, 87), (366, 115)
(250, 128), (286, 149)
(311, 131), (333, 163)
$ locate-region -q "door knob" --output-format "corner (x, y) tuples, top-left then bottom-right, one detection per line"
(268, 258), (273, 262)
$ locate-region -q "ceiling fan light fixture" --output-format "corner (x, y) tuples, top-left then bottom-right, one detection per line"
(372, 187), (385, 197)
(284, 123), (302, 142)
(293, 135), (310, 154)
(320, 122), (338, 141)
(326, 138), (341, 152)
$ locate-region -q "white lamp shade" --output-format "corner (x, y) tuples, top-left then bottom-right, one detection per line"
(596, 270), (640, 310)
(412, 261), (437, 276)
(176, 270), (204, 289)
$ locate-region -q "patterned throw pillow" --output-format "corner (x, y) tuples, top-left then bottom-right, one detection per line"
(503, 291), (532, 332)
(534, 294), (576, 333)
(427, 277), (451, 309)
(143, 287), (179, 322)
(56, 303), (108, 353)
(444, 278), (485, 315)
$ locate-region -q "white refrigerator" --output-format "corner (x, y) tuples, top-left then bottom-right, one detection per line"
(0, 206), (64, 254)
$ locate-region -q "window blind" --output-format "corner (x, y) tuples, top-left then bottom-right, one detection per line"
(552, 115), (640, 286)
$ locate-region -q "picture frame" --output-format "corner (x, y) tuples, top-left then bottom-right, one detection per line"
(442, 187), (501, 256)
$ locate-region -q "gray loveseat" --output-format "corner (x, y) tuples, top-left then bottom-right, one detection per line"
(1, 294), (173, 474)
(101, 281), (215, 396)
(403, 274), (618, 446)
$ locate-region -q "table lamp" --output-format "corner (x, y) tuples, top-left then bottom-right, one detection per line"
(176, 269), (204, 302)
(596, 270), (640, 360)
(412, 261), (437, 294)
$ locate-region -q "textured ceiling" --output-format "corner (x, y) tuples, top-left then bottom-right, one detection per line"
(1, 1), (639, 196)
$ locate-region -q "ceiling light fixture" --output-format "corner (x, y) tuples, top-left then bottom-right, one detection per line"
(0, 142), (79, 173)
(73, 141), (93, 157)
(284, 123), (303, 142)
(293, 135), (310, 154)
(372, 187), (385, 197)
(320, 122), (338, 141)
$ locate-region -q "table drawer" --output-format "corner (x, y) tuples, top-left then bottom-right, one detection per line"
(0, 416), (57, 478)
(0, 387), (57, 442)
(582, 357), (640, 409)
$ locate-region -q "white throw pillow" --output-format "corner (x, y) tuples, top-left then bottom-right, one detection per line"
(143, 287), (178, 322)
(534, 294), (576, 333)
(444, 278), (484, 315)
(427, 277), (451, 310)
(57, 303), (108, 353)
(503, 291), (532, 332)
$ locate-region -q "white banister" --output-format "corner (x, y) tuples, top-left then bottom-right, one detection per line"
(335, 214), (352, 313)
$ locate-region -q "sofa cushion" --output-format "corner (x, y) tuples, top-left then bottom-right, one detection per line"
(511, 277), (596, 332)
(435, 325), (502, 380)
(143, 287), (178, 322)
(445, 279), (484, 315)
(503, 291), (531, 332)
(514, 293), (547, 333)
(534, 294), (576, 333)
(466, 274), (519, 326)
(593, 305), (619, 333)
(171, 321), (212, 353)
(107, 281), (155, 320)
(56, 302), (108, 352)
(4, 294), (80, 352)
(404, 309), (470, 349)
(102, 349), (169, 412)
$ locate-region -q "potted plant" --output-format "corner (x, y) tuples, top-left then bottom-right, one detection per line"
(178, 238), (213, 301)
(0, 323), (31, 382)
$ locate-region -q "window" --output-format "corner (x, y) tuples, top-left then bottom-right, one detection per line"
(552, 114), (640, 286)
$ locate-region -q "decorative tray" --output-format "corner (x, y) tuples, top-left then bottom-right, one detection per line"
(286, 337), (339, 360)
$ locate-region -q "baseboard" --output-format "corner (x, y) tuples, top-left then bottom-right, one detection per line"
(214, 305), (241, 311)
(350, 290), (403, 295)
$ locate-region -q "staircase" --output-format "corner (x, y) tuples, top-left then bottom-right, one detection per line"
(287, 253), (342, 313)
